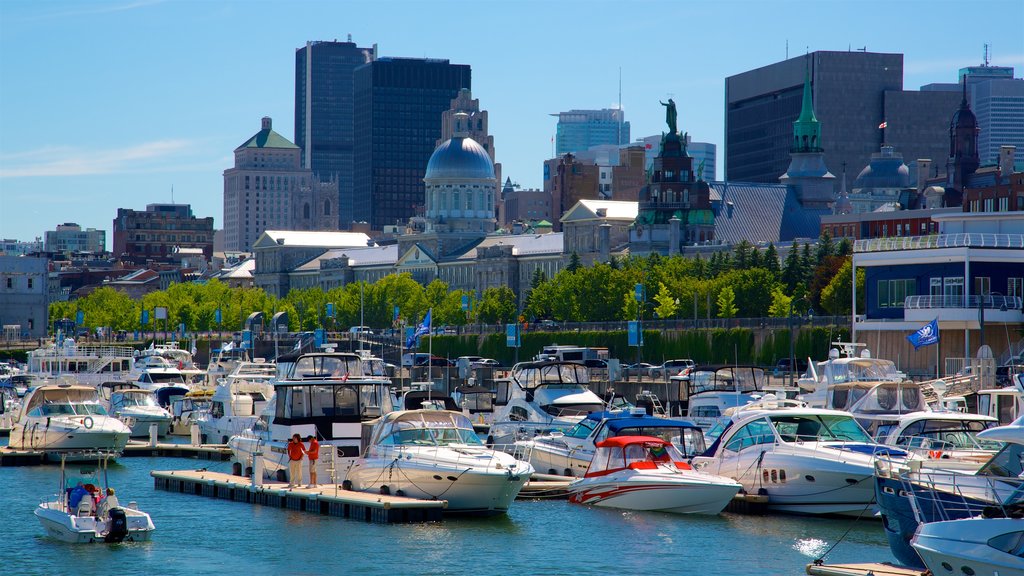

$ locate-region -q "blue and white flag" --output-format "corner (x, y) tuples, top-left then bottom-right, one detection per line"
(406, 309), (432, 348)
(907, 318), (940, 349)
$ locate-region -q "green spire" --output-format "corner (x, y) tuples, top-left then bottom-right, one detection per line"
(792, 66), (822, 153)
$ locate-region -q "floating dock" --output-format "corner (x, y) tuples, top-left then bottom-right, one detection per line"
(806, 562), (926, 576)
(0, 446), (44, 466)
(519, 473), (573, 499)
(0, 442), (232, 466)
(151, 470), (446, 524)
(726, 491), (770, 514)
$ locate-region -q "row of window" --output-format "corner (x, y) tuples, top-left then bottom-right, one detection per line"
(4, 276), (35, 289)
(878, 276), (1024, 308)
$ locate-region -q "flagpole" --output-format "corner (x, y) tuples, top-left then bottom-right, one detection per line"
(428, 308), (433, 401)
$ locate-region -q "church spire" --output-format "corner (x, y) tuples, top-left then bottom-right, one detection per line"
(792, 62), (822, 153)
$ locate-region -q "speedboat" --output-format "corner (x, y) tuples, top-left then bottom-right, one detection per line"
(99, 382), (173, 438)
(488, 360), (605, 448)
(515, 408), (707, 477)
(228, 351), (396, 483)
(345, 410), (533, 515)
(692, 406), (907, 517)
(568, 436), (741, 514)
(912, 516), (1024, 576)
(198, 362), (275, 444)
(35, 454), (155, 543)
(8, 384), (131, 458)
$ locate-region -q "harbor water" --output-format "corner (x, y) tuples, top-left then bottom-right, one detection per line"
(2, 448), (895, 576)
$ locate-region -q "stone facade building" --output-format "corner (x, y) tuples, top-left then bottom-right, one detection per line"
(113, 204), (214, 263)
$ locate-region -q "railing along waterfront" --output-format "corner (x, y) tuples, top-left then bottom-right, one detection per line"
(904, 294), (1023, 310)
(855, 233), (1024, 253)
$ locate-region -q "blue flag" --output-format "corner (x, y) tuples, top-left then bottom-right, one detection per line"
(406, 309), (431, 348)
(907, 318), (939, 349)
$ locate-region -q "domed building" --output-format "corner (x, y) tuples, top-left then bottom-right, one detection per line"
(423, 122), (498, 234)
(848, 145), (915, 213)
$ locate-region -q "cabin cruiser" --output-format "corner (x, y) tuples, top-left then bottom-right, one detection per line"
(199, 363), (275, 444)
(133, 357), (190, 392)
(875, 415), (1024, 569)
(670, 365), (790, 427)
(568, 436), (741, 514)
(515, 409), (707, 477)
(798, 344), (911, 409)
(35, 454), (155, 543)
(487, 361), (605, 447)
(8, 384), (131, 458)
(169, 389), (212, 436)
(345, 410), (533, 515)
(912, 516), (1024, 576)
(453, 385), (495, 432)
(692, 407), (907, 517)
(228, 351), (396, 483)
(98, 382), (172, 438)
(135, 341), (203, 384)
(5, 373), (48, 397)
(27, 339), (135, 387)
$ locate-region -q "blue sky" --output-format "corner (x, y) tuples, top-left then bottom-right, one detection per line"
(1, 0), (1022, 247)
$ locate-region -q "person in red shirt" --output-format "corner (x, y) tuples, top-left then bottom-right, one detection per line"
(287, 434), (304, 488)
(305, 435), (320, 488)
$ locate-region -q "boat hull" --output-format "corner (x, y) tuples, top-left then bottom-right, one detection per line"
(569, 475), (740, 515)
(524, 440), (590, 477)
(35, 504), (155, 543)
(912, 518), (1024, 576)
(9, 421), (130, 456)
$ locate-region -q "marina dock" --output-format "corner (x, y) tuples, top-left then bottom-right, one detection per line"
(806, 562), (926, 576)
(0, 442), (232, 466)
(152, 469), (446, 523)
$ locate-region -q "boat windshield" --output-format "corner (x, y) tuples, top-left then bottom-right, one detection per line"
(564, 418), (598, 439)
(361, 359), (387, 377)
(605, 425), (706, 456)
(515, 363), (590, 389)
(146, 372), (187, 384)
(826, 359), (900, 385)
(768, 414), (873, 443)
(34, 402), (109, 417)
(588, 441), (684, 474)
(460, 391), (493, 412)
(114, 392), (158, 408)
(894, 418), (1001, 451)
(687, 367), (765, 397)
(292, 355), (364, 379)
(377, 412), (481, 446)
(842, 382), (925, 414)
(977, 443), (1024, 479)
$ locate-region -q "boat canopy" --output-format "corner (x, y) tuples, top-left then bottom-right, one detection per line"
(287, 353), (364, 380)
(602, 417), (706, 456)
(402, 391), (459, 411)
(512, 361), (589, 389)
(372, 410), (480, 446)
(586, 436), (686, 477)
(834, 381), (924, 413)
(820, 358), (902, 386)
(156, 386), (191, 407)
(686, 365), (766, 397)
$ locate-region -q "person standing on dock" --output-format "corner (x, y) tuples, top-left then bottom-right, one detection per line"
(287, 434), (305, 488)
(305, 435), (320, 488)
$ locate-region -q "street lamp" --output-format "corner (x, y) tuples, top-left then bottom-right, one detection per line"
(788, 296), (814, 388)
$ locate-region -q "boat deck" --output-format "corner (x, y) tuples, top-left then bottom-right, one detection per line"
(151, 469), (446, 524)
(806, 562), (926, 576)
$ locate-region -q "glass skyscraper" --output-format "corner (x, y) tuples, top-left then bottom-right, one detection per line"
(553, 109), (629, 156)
(353, 57), (471, 230)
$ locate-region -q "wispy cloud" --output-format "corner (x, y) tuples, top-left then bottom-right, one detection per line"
(0, 139), (197, 178)
(14, 0), (164, 22)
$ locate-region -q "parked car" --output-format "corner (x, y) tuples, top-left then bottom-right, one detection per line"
(474, 358), (501, 368)
(349, 325), (375, 336)
(583, 359), (608, 369)
(623, 362), (655, 377)
(649, 359), (695, 379)
(538, 319), (559, 331)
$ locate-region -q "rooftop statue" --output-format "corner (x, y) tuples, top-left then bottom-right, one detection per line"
(659, 98), (678, 134)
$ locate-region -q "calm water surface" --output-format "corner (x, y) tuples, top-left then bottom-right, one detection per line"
(1, 447), (894, 576)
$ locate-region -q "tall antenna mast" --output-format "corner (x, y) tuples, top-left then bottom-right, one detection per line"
(984, 43), (990, 66)
(618, 67), (623, 144)
(171, 184), (174, 203)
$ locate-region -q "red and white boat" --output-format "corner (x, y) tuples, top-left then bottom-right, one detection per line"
(567, 436), (741, 515)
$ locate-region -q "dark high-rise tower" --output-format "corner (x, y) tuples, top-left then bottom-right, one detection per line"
(353, 58), (471, 230)
(295, 40), (376, 229)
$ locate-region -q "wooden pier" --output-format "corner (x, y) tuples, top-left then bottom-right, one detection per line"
(519, 472), (573, 499)
(806, 562), (925, 576)
(0, 442), (232, 467)
(151, 469), (446, 524)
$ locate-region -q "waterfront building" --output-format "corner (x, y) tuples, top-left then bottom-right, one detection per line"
(501, 180), (553, 227)
(113, 204), (214, 263)
(223, 117), (338, 252)
(1, 238), (43, 256)
(353, 57), (471, 230)
(726, 50), (958, 187)
(252, 230), (372, 297)
(294, 40), (376, 228)
(438, 89), (501, 209)
(0, 255), (50, 338)
(552, 109), (629, 156)
(44, 223), (105, 255)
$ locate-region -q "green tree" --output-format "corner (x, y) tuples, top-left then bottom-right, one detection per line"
(815, 230), (835, 265)
(566, 252), (582, 273)
(763, 243), (781, 277)
(768, 286), (793, 317)
(820, 258), (865, 316)
(781, 241), (802, 292)
(716, 286), (739, 318)
(653, 282), (678, 319)
(836, 237), (853, 257)
(621, 290), (639, 320)
(477, 286), (517, 324)
(800, 243), (815, 285)
(733, 240), (752, 270)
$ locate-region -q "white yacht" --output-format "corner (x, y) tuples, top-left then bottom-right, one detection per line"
(99, 382), (172, 438)
(27, 340), (135, 387)
(515, 409), (707, 477)
(670, 364), (792, 428)
(8, 384), (131, 458)
(35, 455), (155, 543)
(568, 436), (741, 515)
(798, 344), (911, 409)
(692, 406), (907, 516)
(198, 362), (275, 444)
(135, 341), (204, 384)
(912, 517), (1024, 576)
(169, 389), (213, 436)
(487, 360), (605, 448)
(228, 351), (396, 483)
(346, 410), (533, 515)
(133, 356), (190, 392)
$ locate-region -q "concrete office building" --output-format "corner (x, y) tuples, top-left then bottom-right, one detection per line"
(0, 255), (50, 338)
(726, 51), (960, 188)
(295, 40), (376, 228)
(353, 57), (471, 230)
(44, 223), (105, 255)
(553, 109), (629, 156)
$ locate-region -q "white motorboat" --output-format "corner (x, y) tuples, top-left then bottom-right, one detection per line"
(671, 364), (796, 427)
(26, 339), (135, 387)
(8, 384), (131, 458)
(135, 341), (204, 384)
(488, 360), (605, 447)
(99, 382), (172, 438)
(199, 362), (275, 444)
(35, 455), (155, 543)
(568, 436), (741, 514)
(346, 410), (533, 514)
(515, 408), (707, 477)
(798, 344), (911, 409)
(228, 351), (396, 483)
(912, 516), (1024, 575)
(133, 358), (190, 393)
(692, 406), (907, 517)
(169, 389), (213, 436)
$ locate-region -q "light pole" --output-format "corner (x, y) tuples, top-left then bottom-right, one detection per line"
(788, 296), (813, 388)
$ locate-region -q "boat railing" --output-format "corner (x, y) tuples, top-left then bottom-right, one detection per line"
(31, 345), (136, 359)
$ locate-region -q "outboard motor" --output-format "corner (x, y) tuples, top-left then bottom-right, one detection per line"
(103, 508), (129, 543)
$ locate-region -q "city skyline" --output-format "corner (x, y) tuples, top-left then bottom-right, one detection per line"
(1, 0), (1022, 245)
